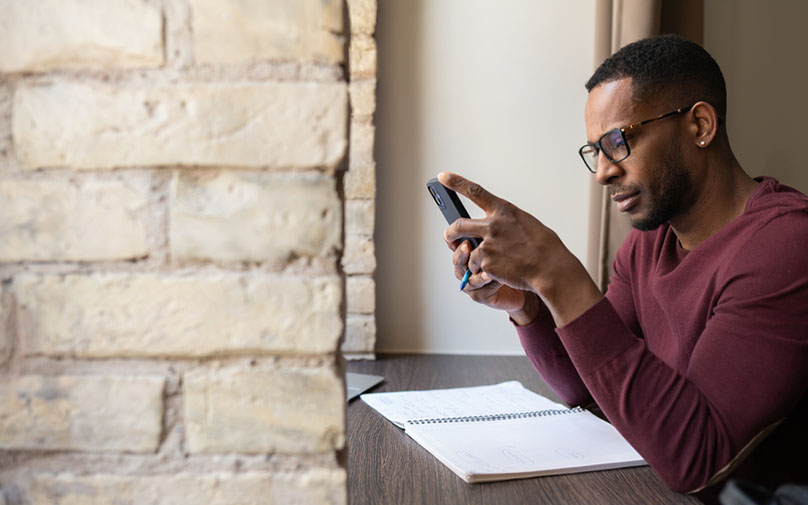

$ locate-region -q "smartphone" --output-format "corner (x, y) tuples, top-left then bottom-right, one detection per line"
(426, 178), (482, 249)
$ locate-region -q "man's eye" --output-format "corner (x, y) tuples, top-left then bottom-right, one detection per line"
(607, 132), (625, 146)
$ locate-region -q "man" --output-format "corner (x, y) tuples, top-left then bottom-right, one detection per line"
(440, 34), (808, 502)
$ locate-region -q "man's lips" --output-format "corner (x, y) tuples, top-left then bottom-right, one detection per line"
(611, 190), (640, 212)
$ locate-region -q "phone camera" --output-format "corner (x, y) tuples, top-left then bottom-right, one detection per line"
(429, 186), (445, 208)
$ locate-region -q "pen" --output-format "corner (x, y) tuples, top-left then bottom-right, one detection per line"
(459, 268), (471, 291)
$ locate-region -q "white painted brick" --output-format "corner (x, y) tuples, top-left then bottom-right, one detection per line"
(346, 276), (375, 314)
(0, 178), (149, 262)
(345, 200), (375, 235)
(344, 162), (376, 200)
(349, 35), (376, 80)
(349, 122), (375, 168)
(342, 234), (375, 274)
(27, 470), (346, 505)
(171, 172), (341, 265)
(1, 82), (11, 165)
(348, 0), (377, 35)
(15, 273), (342, 358)
(0, 288), (10, 368)
(342, 314), (376, 354)
(0, 375), (164, 452)
(0, 0), (163, 73)
(184, 366), (345, 453)
(13, 82), (347, 170)
(349, 80), (376, 118)
(191, 0), (344, 65)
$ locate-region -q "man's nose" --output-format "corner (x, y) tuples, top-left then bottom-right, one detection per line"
(594, 151), (623, 186)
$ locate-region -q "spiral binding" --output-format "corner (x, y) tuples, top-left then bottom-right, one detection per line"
(407, 406), (585, 425)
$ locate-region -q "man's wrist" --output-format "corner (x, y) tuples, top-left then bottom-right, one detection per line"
(508, 292), (541, 327)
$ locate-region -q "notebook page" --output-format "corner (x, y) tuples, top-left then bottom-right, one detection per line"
(360, 381), (564, 428)
(404, 410), (645, 483)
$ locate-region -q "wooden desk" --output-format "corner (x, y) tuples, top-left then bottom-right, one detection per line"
(346, 354), (700, 505)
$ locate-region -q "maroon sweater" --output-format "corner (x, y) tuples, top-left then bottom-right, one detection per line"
(516, 178), (808, 499)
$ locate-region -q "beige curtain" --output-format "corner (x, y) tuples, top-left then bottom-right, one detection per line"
(585, 0), (704, 292)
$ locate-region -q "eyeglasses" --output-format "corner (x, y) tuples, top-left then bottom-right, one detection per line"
(578, 104), (695, 173)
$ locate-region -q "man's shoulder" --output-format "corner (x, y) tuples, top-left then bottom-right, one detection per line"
(721, 181), (808, 280)
(747, 176), (808, 216)
(739, 177), (808, 246)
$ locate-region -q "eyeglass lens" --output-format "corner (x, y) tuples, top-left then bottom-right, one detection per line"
(581, 129), (629, 172)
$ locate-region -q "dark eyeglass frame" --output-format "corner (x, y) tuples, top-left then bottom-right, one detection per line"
(578, 103), (696, 173)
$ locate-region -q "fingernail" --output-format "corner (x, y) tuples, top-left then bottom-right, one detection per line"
(481, 271), (491, 283)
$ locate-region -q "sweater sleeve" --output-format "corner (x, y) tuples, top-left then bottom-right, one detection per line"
(556, 217), (808, 493)
(514, 301), (592, 407)
(514, 230), (642, 408)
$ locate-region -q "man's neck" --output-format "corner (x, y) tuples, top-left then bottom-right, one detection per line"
(669, 157), (758, 251)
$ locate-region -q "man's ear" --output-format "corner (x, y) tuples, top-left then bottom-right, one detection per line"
(690, 101), (720, 148)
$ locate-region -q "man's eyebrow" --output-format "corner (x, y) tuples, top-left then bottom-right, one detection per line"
(586, 124), (618, 143)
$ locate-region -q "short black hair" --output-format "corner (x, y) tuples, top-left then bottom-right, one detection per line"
(585, 34), (727, 121)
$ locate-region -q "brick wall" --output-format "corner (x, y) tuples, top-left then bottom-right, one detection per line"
(0, 0), (377, 503)
(343, 0), (378, 358)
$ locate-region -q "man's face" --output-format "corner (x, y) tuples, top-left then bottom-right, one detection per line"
(584, 78), (693, 231)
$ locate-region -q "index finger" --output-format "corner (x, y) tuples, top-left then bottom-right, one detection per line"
(438, 172), (504, 213)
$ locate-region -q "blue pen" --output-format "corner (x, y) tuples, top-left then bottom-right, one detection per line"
(459, 268), (471, 291)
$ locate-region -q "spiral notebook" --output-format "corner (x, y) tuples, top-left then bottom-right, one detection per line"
(360, 381), (645, 483)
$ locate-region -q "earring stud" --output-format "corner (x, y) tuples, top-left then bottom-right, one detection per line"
(700, 141), (706, 146)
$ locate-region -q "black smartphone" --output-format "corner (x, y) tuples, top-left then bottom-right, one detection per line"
(426, 178), (482, 249)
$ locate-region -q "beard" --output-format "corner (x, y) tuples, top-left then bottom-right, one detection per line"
(616, 146), (692, 231)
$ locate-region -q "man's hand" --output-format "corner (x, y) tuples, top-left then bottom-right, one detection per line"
(439, 171), (603, 327)
(452, 240), (540, 325)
